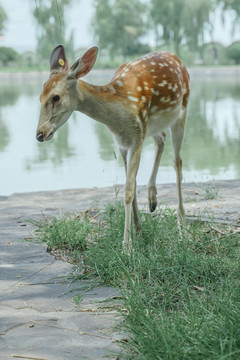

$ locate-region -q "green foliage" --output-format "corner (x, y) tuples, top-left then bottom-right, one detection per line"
(221, 0), (240, 33)
(0, 5), (7, 33)
(204, 186), (219, 200)
(32, 0), (74, 61)
(202, 42), (228, 65)
(150, 0), (213, 56)
(0, 47), (19, 66)
(221, 0), (240, 13)
(30, 214), (92, 259)
(92, 0), (148, 58)
(226, 41), (240, 64)
(184, 0), (213, 51)
(32, 203), (240, 359)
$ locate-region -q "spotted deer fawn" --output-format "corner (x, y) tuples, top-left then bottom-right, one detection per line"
(36, 45), (190, 253)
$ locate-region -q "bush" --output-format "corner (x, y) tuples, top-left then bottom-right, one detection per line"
(0, 46), (19, 66)
(226, 41), (240, 64)
(202, 42), (227, 65)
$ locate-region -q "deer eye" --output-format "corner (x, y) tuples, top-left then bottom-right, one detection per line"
(52, 95), (60, 103)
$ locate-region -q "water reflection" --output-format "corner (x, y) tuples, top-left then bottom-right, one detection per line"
(0, 83), (19, 151)
(0, 74), (239, 195)
(184, 78), (240, 177)
(25, 126), (75, 170)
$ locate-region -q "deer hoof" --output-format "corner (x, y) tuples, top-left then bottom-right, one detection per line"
(148, 186), (157, 212)
(149, 201), (157, 213)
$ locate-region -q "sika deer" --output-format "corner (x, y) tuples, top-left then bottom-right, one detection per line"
(36, 45), (190, 253)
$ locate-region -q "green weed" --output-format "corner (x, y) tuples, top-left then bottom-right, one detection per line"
(204, 186), (219, 200)
(31, 203), (240, 359)
(29, 213), (92, 261)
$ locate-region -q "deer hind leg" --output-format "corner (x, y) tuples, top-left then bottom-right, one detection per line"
(148, 132), (166, 212)
(170, 114), (187, 222)
(120, 145), (142, 253)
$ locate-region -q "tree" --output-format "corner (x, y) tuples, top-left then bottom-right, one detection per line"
(226, 41), (240, 64)
(220, 0), (240, 16)
(184, 0), (213, 52)
(0, 5), (7, 35)
(92, 0), (148, 59)
(32, 0), (74, 60)
(0, 46), (18, 66)
(218, 0), (240, 35)
(150, 0), (214, 56)
(150, 0), (183, 54)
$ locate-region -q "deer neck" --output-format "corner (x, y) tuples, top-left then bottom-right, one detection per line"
(75, 80), (128, 129)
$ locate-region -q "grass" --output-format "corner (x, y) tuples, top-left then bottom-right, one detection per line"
(29, 213), (91, 262)
(204, 186), (219, 200)
(31, 203), (240, 359)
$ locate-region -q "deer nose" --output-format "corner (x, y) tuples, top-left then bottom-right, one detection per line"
(36, 132), (44, 142)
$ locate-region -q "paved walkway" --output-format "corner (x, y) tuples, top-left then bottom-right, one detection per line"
(0, 180), (239, 359)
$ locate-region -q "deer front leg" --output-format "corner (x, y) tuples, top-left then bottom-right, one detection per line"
(122, 144), (142, 253)
(148, 132), (166, 212)
(120, 148), (141, 234)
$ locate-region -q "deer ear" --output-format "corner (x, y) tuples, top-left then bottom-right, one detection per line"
(50, 45), (69, 74)
(68, 46), (98, 79)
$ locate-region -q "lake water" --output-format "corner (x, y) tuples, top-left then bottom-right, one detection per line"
(0, 71), (239, 196)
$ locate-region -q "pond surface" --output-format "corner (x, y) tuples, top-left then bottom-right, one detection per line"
(0, 72), (239, 196)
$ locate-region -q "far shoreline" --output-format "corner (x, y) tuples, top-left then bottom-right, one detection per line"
(0, 66), (240, 81)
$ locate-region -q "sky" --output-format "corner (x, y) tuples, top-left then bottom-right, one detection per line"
(0, 0), (95, 52)
(0, 0), (239, 54)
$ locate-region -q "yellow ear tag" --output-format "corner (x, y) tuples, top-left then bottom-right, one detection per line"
(59, 58), (65, 66)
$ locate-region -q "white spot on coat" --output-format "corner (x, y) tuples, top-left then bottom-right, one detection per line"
(158, 80), (167, 87)
(131, 59), (141, 66)
(116, 80), (123, 87)
(109, 86), (116, 93)
(172, 84), (178, 92)
(128, 96), (139, 102)
(160, 97), (171, 103)
(142, 109), (147, 120)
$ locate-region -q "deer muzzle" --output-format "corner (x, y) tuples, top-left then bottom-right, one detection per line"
(36, 132), (44, 142)
(36, 126), (55, 142)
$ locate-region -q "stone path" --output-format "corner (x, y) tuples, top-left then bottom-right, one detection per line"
(0, 180), (239, 359)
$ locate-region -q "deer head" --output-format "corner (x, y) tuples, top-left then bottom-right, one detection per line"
(36, 45), (98, 142)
